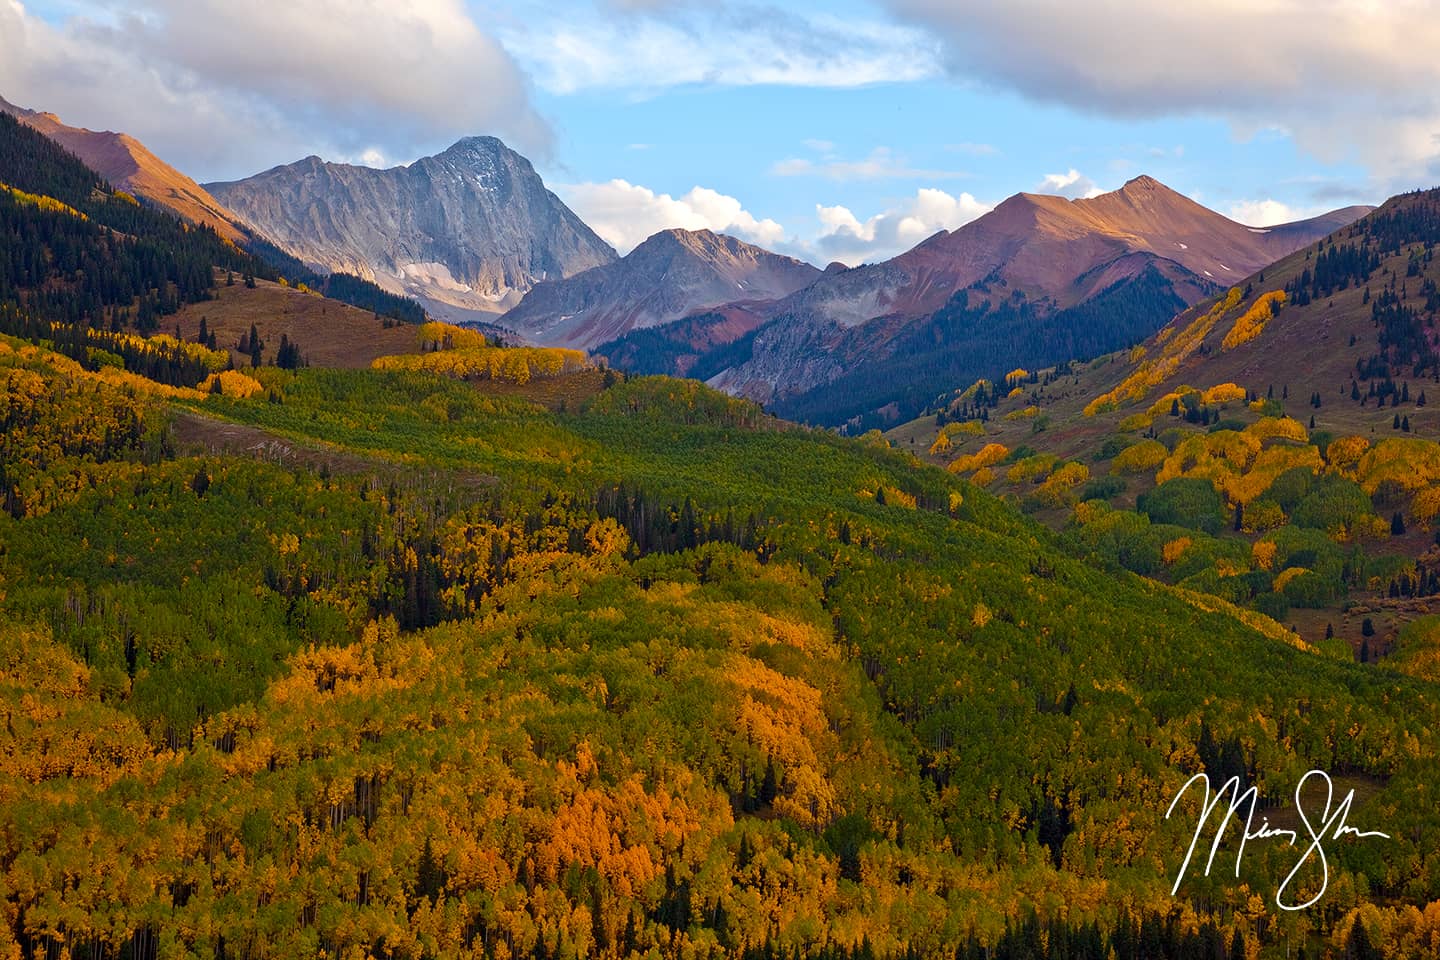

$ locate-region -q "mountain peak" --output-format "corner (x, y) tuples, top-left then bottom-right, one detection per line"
(502, 227), (820, 349)
(441, 135), (509, 158)
(1120, 174), (1165, 192)
(653, 226), (716, 242)
(206, 136), (614, 317)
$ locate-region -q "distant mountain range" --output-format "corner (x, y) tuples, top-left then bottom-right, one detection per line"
(0, 92), (1380, 430)
(0, 95), (249, 243)
(500, 228), (820, 350)
(204, 138), (616, 320)
(605, 177), (1370, 429)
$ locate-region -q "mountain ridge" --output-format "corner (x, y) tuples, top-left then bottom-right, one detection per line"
(0, 93), (249, 243)
(205, 137), (617, 318)
(699, 175), (1373, 428)
(501, 227), (820, 349)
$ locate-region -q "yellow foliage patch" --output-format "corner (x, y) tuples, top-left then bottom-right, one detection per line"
(417, 320), (488, 352)
(1245, 416), (1308, 444)
(1085, 287), (1243, 415)
(1035, 461), (1089, 508)
(1155, 432), (1258, 486)
(1252, 540), (1278, 571)
(1, 183), (87, 219)
(1413, 486), (1440, 527)
(200, 369), (264, 398)
(1162, 537), (1192, 564)
(1005, 368), (1029, 385)
(1147, 389), (1194, 417)
(1221, 444), (1323, 506)
(1356, 438), (1440, 496)
(1201, 383), (1248, 405)
(1111, 439), (1168, 475)
(931, 419), (986, 454)
(1118, 412), (1153, 432)
(1220, 290), (1287, 350)
(1004, 405), (1040, 421)
(947, 443), (1008, 475)
(957, 378), (991, 402)
(375, 345), (589, 384)
(971, 466), (995, 486)
(1326, 435), (1371, 476)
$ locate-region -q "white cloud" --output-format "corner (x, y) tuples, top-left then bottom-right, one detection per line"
(0, 0), (547, 181)
(1038, 168), (1104, 199)
(556, 179), (785, 253)
(1228, 199), (1326, 227)
(812, 187), (993, 265)
(771, 146), (968, 181)
(885, 0), (1440, 189)
(500, 7), (940, 94)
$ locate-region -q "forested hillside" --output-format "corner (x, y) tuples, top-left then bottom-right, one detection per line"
(892, 188), (1440, 666)
(2, 326), (1440, 957)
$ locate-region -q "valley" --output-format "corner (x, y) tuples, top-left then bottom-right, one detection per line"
(0, 68), (1438, 960)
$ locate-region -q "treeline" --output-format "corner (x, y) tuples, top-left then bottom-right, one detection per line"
(0, 304), (215, 387)
(1357, 188), (1440, 257)
(0, 112), (269, 334)
(1285, 241), (1381, 306)
(599, 311), (761, 381)
(245, 235), (427, 323)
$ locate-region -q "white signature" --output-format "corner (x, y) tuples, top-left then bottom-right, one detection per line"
(1166, 769), (1390, 910)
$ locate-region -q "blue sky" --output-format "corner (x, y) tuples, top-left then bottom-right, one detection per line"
(2, 0), (1429, 265)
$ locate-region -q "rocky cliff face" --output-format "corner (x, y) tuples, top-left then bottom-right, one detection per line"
(206, 137), (616, 316)
(501, 228), (820, 349)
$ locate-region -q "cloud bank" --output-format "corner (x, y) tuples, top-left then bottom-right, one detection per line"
(501, 5), (941, 93)
(556, 179), (786, 253)
(812, 187), (993, 265)
(885, 0), (1440, 189)
(0, 0), (548, 181)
